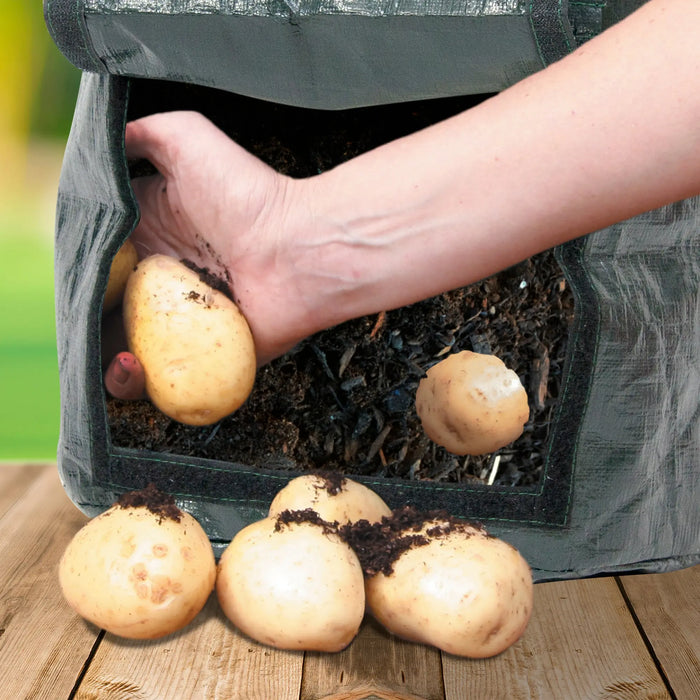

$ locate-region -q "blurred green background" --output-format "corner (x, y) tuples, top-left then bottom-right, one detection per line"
(0, 2), (81, 459)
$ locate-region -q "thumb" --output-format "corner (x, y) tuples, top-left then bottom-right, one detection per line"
(104, 352), (146, 401)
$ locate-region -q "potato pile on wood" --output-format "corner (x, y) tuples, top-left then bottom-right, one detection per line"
(216, 474), (534, 657)
(60, 478), (533, 655)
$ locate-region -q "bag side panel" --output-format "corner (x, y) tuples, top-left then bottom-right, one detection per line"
(54, 73), (135, 514)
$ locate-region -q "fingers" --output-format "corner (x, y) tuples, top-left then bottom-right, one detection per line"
(125, 111), (249, 263)
(105, 352), (146, 401)
(126, 110), (274, 184)
(125, 111), (233, 176)
(126, 112), (195, 176)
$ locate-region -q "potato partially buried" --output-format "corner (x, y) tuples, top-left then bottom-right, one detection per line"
(416, 350), (529, 455)
(123, 254), (256, 425)
(59, 485), (216, 639)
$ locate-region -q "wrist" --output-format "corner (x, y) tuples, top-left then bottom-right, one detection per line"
(287, 167), (432, 332)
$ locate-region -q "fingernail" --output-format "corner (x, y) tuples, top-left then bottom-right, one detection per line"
(112, 357), (131, 385)
(105, 352), (146, 400)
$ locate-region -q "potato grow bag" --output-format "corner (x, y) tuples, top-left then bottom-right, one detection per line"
(46, 0), (699, 581)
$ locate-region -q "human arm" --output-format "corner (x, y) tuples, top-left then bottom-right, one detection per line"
(119, 0), (699, 373)
(286, 0), (699, 335)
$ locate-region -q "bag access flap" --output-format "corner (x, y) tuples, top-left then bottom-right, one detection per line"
(44, 0), (593, 109)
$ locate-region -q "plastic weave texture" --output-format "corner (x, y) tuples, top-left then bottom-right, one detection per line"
(47, 0), (699, 580)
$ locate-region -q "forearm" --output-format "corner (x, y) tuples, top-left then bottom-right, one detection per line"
(290, 0), (699, 332)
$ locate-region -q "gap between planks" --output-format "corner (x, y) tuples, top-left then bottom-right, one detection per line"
(0, 463), (100, 699)
(618, 566), (700, 699)
(1, 464), (696, 700)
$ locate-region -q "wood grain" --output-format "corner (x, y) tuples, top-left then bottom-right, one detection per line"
(74, 596), (304, 700)
(442, 577), (671, 700)
(619, 567), (700, 699)
(0, 464), (696, 700)
(0, 463), (98, 699)
(0, 461), (48, 519)
(300, 615), (444, 700)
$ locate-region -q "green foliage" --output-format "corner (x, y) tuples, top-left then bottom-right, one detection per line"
(0, 3), (77, 458)
(0, 229), (60, 460)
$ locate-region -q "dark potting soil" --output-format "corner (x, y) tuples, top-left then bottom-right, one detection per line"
(116, 483), (183, 523)
(107, 80), (575, 488)
(271, 503), (484, 578)
(339, 506), (489, 577)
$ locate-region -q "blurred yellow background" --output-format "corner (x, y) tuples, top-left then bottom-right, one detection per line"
(0, 1), (81, 459)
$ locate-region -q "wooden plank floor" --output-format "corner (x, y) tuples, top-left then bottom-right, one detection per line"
(1, 462), (697, 700)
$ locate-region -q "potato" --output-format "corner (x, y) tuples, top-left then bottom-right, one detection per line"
(415, 350), (529, 455)
(123, 254), (256, 425)
(364, 515), (533, 658)
(103, 238), (138, 314)
(216, 514), (365, 652)
(268, 474), (391, 525)
(59, 486), (216, 639)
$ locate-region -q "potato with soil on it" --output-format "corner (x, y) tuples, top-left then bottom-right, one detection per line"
(358, 510), (533, 658)
(103, 238), (138, 314)
(123, 254), (256, 426)
(415, 350), (529, 455)
(268, 474), (392, 525)
(58, 485), (216, 639)
(216, 512), (365, 652)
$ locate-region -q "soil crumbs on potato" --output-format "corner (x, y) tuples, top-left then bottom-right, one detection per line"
(312, 471), (347, 496)
(108, 81), (575, 488)
(117, 483), (182, 523)
(181, 258), (233, 300)
(271, 505), (486, 577)
(340, 506), (485, 577)
(274, 508), (338, 535)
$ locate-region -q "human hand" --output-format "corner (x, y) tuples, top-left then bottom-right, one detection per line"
(126, 111), (318, 362)
(104, 111), (318, 400)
